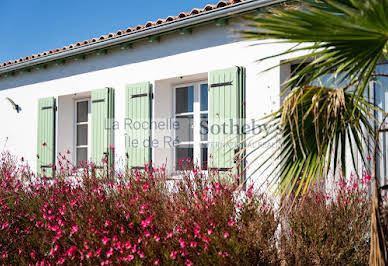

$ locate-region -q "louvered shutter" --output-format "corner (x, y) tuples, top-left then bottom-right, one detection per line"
(125, 82), (152, 169)
(91, 87), (115, 170)
(37, 97), (56, 177)
(208, 67), (246, 179)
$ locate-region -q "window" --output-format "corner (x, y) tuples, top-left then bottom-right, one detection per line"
(175, 82), (208, 170)
(75, 99), (90, 166)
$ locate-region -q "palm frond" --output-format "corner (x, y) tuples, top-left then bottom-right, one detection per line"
(243, 0), (388, 95)
(244, 83), (376, 196)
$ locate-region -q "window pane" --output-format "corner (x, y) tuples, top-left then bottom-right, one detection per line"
(200, 114), (208, 142)
(176, 86), (194, 114)
(77, 124), (88, 146)
(201, 144), (208, 170)
(176, 145), (193, 170)
(200, 84), (208, 111)
(77, 101), (88, 123)
(175, 115), (193, 143)
(76, 147), (87, 166)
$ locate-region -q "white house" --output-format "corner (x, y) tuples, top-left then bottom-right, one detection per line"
(0, 0), (387, 187)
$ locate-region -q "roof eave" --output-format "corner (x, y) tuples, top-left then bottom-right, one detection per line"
(0, 0), (283, 75)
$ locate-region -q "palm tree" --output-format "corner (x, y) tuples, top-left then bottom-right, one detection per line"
(242, 0), (388, 264)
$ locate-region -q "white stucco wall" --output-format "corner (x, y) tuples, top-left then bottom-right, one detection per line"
(0, 19), (296, 187)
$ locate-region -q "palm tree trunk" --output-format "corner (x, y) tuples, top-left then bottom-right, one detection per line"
(369, 179), (387, 265)
(369, 119), (387, 265)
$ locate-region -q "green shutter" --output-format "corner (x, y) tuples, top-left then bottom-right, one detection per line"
(125, 82), (152, 169)
(91, 87), (115, 170)
(37, 97), (56, 177)
(208, 67), (246, 179)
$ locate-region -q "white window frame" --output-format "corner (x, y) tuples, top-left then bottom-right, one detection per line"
(173, 80), (208, 171)
(73, 98), (91, 166)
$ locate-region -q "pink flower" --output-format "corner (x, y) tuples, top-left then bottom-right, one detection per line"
(95, 248), (102, 257)
(190, 241), (197, 248)
(154, 235), (160, 242)
(143, 182), (150, 192)
(70, 224), (78, 236)
(179, 238), (186, 248)
(185, 259), (193, 266)
(224, 232), (229, 239)
(247, 185), (253, 198)
(86, 251), (93, 259)
(125, 255), (134, 261)
(166, 232), (173, 239)
(153, 258), (160, 264)
(57, 258), (65, 264)
(141, 216), (152, 228)
(106, 248), (113, 258)
(170, 251), (178, 259)
(207, 229), (213, 235)
(102, 236), (110, 245)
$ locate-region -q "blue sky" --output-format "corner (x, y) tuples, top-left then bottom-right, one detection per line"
(0, 0), (220, 63)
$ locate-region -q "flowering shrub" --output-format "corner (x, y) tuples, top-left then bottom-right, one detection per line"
(1, 151), (387, 265)
(0, 152), (279, 265)
(279, 176), (372, 265)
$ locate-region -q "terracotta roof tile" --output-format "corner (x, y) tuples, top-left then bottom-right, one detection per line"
(165, 16), (177, 22)
(190, 8), (202, 15)
(178, 12), (190, 18)
(145, 21), (154, 27)
(204, 4), (216, 11)
(1, 0), (246, 68)
(156, 19), (165, 24)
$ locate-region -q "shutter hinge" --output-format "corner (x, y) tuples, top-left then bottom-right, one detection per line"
(131, 92), (153, 99)
(210, 81), (233, 88)
(234, 148), (239, 164)
(92, 99), (105, 103)
(210, 168), (231, 172)
(132, 166), (145, 170)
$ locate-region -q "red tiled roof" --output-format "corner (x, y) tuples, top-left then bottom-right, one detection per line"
(1, 0), (246, 68)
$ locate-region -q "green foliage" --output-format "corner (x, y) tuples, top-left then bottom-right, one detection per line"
(241, 0), (388, 196)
